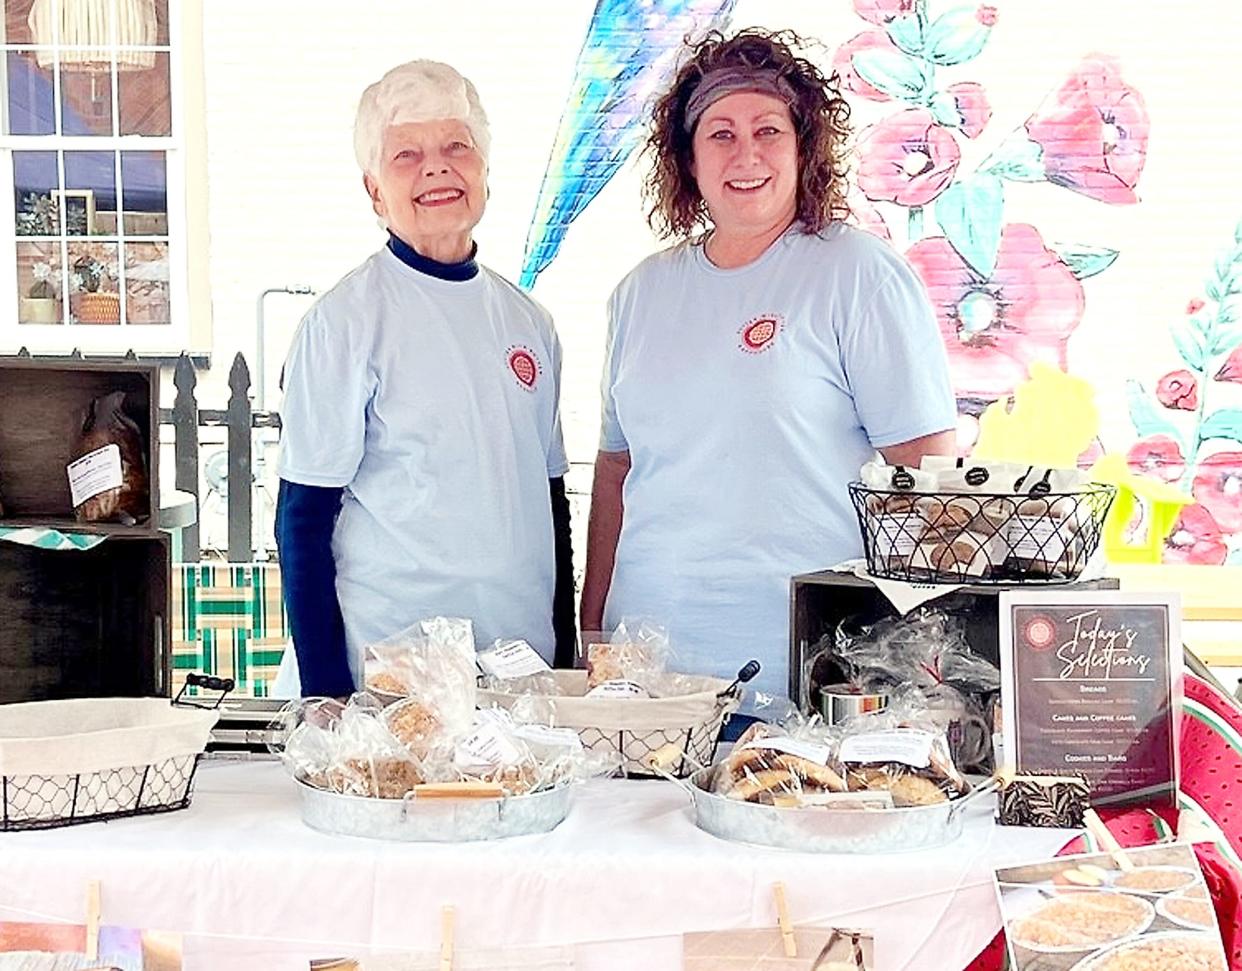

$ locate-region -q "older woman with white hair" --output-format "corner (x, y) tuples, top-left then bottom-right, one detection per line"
(274, 60), (574, 699)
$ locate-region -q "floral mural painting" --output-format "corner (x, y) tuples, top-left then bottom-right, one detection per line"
(1126, 222), (1242, 565)
(836, 0), (1147, 451)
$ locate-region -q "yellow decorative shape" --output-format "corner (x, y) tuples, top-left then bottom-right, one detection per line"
(1089, 454), (1194, 564)
(973, 363), (1100, 466)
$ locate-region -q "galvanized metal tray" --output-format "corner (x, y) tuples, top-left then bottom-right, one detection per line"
(296, 778), (573, 842)
(682, 766), (993, 854)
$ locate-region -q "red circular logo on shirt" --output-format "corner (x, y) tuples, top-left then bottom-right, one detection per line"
(738, 315), (782, 354)
(507, 346), (540, 390)
(1023, 615), (1057, 652)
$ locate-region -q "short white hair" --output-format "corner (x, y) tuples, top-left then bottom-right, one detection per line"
(353, 60), (490, 175)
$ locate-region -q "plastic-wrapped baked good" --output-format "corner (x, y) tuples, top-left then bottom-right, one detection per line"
(70, 390), (149, 524)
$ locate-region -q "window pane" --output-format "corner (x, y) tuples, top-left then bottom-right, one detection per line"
(16, 240), (64, 325)
(124, 240), (167, 324)
(4, 0), (38, 46)
(60, 64), (114, 136)
(63, 150), (114, 235)
(5, 49), (56, 135)
(67, 239), (119, 325)
(118, 50), (169, 135)
(120, 150), (165, 234)
(13, 151), (60, 236)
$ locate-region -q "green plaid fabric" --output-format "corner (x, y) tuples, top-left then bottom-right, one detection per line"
(171, 563), (289, 698)
(0, 526), (107, 551)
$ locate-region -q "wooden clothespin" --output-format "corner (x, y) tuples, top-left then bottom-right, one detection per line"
(1083, 808), (1135, 871)
(773, 882), (796, 958)
(439, 905), (455, 971)
(85, 880), (101, 961)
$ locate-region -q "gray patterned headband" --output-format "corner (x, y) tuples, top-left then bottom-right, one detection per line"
(682, 67), (796, 133)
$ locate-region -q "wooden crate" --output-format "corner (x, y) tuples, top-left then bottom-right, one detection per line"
(0, 356), (159, 531)
(0, 533), (171, 703)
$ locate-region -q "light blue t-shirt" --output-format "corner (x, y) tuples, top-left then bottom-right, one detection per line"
(599, 223), (955, 703)
(276, 246), (569, 688)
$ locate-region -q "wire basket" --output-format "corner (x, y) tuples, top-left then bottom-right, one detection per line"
(478, 670), (740, 779)
(1, 754), (201, 831)
(848, 482), (1116, 585)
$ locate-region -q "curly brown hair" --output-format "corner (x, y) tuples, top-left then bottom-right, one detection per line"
(643, 27), (852, 240)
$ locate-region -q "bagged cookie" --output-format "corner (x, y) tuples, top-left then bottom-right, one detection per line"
(69, 390), (148, 524)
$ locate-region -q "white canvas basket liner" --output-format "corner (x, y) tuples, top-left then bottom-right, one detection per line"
(0, 697), (218, 778)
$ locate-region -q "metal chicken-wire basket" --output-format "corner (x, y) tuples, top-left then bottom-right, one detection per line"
(477, 665), (756, 779)
(0, 683), (223, 831)
(848, 482), (1116, 585)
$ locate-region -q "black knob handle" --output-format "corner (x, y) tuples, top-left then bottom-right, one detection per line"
(186, 673), (235, 693)
(736, 660), (761, 684)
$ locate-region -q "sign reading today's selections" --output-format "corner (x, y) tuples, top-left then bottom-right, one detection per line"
(1000, 591), (1181, 806)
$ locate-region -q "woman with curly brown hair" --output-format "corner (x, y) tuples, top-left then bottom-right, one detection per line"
(580, 28), (956, 709)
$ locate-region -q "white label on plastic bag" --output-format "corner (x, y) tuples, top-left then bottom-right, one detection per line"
(839, 729), (935, 769)
(875, 515), (920, 555)
(477, 640), (551, 678)
(798, 790), (894, 810)
(741, 736), (833, 766)
(67, 444), (122, 507)
(1011, 515), (1073, 560)
(586, 679), (649, 699)
(454, 721), (524, 771)
(515, 724), (583, 752)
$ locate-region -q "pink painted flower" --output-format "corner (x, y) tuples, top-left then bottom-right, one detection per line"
(1127, 435), (1186, 483)
(1164, 504), (1227, 566)
(832, 30), (898, 103)
(1187, 298), (1206, 315)
(852, 0), (914, 25)
(857, 109), (961, 207)
(976, 5), (998, 26)
(1192, 452), (1242, 534)
(845, 189), (891, 242)
(1155, 370), (1198, 411)
(1024, 55), (1149, 204)
(1215, 344), (1242, 384)
(906, 223), (1085, 400)
(945, 82), (992, 139)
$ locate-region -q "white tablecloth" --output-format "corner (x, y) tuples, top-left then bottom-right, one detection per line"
(0, 761), (1075, 970)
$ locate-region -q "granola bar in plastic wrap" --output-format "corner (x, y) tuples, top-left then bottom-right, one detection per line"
(583, 618), (672, 693)
(366, 616), (477, 735)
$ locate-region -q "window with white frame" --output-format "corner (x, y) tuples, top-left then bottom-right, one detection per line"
(0, 0), (184, 352)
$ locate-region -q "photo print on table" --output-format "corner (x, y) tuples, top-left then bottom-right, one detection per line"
(0, 921), (182, 970)
(994, 842), (1225, 971)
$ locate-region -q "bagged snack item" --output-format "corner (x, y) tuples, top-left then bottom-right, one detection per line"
(69, 390), (148, 524)
(367, 617), (477, 738)
(835, 701), (970, 806)
(1007, 493), (1087, 578)
(447, 709), (544, 796)
(859, 460), (937, 571)
(712, 722), (849, 805)
(477, 639), (561, 695)
(908, 528), (1004, 579)
(584, 618), (671, 691)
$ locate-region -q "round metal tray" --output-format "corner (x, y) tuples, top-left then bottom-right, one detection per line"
(296, 778), (573, 842)
(684, 767), (987, 854)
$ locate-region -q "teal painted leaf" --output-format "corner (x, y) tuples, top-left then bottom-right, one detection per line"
(1229, 548), (1242, 566)
(929, 91), (963, 129)
(1170, 321), (1206, 372)
(1206, 279), (1223, 302)
(1200, 408), (1242, 444)
(926, 6), (993, 66)
(852, 48), (929, 102)
(1050, 243), (1119, 280)
(934, 175), (1004, 278)
(1211, 326), (1242, 356)
(886, 13), (925, 55)
(1126, 380), (1183, 444)
(980, 133), (1045, 182)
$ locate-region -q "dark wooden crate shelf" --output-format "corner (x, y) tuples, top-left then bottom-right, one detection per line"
(0, 356), (159, 526)
(0, 532), (171, 704)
